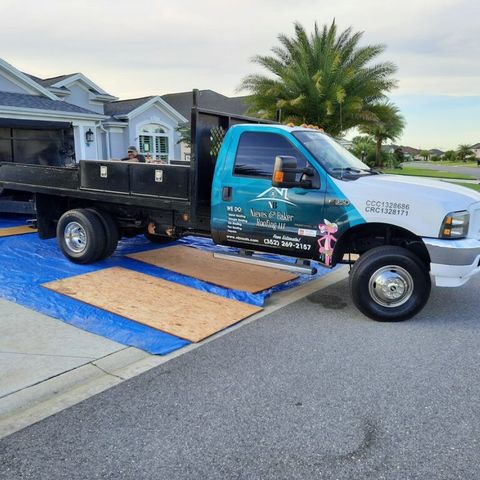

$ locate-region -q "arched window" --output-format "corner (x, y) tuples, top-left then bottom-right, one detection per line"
(138, 124), (169, 161)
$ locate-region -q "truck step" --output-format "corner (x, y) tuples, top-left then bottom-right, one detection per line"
(213, 249), (317, 275)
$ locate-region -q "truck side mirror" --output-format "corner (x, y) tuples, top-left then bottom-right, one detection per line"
(272, 155), (313, 189)
(273, 156), (297, 186)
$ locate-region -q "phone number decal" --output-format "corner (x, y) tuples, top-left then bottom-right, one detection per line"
(365, 200), (410, 216)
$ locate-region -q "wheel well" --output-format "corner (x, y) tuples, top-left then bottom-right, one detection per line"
(332, 223), (431, 268)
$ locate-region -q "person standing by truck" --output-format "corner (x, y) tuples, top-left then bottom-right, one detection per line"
(121, 146), (145, 163)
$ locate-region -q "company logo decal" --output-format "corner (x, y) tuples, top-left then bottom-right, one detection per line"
(249, 187), (296, 206)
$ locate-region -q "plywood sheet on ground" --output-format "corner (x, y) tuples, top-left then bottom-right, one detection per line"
(127, 245), (298, 293)
(43, 267), (262, 343)
(0, 226), (37, 237)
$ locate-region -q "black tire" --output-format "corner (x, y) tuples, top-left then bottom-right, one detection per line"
(56, 209), (106, 264)
(349, 245), (431, 322)
(85, 208), (119, 260)
(144, 231), (174, 244)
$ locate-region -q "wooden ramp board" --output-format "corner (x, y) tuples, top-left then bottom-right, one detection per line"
(0, 226), (37, 237)
(43, 267), (262, 343)
(127, 245), (298, 293)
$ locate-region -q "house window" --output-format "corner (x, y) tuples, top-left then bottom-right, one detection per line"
(138, 124), (169, 161)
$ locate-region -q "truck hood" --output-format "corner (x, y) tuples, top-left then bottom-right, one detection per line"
(332, 174), (480, 238)
(356, 174), (480, 206)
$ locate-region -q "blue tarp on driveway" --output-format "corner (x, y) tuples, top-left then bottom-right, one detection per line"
(0, 216), (332, 354)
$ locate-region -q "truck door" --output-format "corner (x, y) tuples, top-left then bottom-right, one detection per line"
(212, 129), (325, 259)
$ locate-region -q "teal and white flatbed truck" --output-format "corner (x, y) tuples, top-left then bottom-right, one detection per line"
(1, 91), (479, 321)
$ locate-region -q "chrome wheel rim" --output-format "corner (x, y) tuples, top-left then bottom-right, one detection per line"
(368, 265), (413, 308)
(64, 222), (87, 253)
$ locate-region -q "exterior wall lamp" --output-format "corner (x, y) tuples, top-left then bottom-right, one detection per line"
(85, 128), (94, 144)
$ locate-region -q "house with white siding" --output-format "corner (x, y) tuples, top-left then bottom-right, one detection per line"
(471, 143), (480, 159)
(0, 57), (248, 165)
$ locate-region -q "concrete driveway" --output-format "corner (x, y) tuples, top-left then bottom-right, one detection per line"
(1, 272), (479, 479)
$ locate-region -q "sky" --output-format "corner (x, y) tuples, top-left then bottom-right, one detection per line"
(1, 0), (479, 150)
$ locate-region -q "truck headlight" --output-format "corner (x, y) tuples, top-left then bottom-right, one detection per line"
(439, 211), (470, 239)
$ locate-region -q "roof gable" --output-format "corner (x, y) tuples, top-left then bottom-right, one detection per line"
(49, 73), (113, 97)
(105, 96), (187, 123)
(0, 58), (58, 99)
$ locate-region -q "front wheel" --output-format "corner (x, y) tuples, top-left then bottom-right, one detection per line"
(349, 246), (431, 322)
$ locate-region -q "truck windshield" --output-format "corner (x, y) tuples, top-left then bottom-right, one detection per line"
(292, 131), (372, 177)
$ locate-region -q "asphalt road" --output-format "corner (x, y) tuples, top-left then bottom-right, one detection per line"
(404, 161), (480, 179)
(1, 274), (480, 480)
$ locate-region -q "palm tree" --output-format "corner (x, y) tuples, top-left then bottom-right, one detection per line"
(456, 144), (475, 162)
(239, 21), (398, 136)
(359, 102), (405, 167)
(442, 150), (457, 162)
(349, 135), (375, 163)
(419, 150), (430, 161)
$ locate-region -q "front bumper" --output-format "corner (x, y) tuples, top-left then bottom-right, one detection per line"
(423, 238), (480, 287)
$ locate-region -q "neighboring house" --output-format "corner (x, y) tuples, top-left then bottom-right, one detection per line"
(337, 138), (353, 150)
(103, 96), (187, 162)
(429, 148), (444, 159)
(0, 57), (249, 164)
(471, 143), (480, 159)
(381, 144), (396, 154)
(401, 146), (421, 161)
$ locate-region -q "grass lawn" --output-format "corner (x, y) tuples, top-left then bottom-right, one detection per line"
(380, 167), (476, 180)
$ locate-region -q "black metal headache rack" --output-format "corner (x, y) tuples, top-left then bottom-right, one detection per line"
(189, 88), (276, 229)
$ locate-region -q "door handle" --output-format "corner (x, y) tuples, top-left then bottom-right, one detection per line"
(222, 186), (232, 201)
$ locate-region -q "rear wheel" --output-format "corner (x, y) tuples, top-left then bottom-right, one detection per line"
(349, 245), (431, 321)
(86, 208), (119, 260)
(57, 209), (106, 264)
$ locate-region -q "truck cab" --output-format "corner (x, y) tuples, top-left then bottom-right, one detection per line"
(211, 123), (480, 321)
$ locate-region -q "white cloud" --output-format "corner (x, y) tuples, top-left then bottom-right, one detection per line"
(1, 0), (479, 146)
(2, 0), (478, 97)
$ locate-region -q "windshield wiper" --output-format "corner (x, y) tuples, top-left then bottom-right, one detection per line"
(331, 167), (379, 179)
(332, 167), (379, 175)
(332, 167), (362, 174)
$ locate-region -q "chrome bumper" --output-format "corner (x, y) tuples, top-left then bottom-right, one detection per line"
(423, 238), (480, 287)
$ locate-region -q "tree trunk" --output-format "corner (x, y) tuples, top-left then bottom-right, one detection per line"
(375, 138), (382, 167)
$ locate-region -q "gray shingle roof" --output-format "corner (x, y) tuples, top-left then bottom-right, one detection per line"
(0, 91), (102, 115)
(25, 73), (79, 88)
(401, 146), (421, 155)
(161, 90), (249, 119)
(103, 90), (249, 120)
(23, 72), (102, 94)
(104, 96), (155, 116)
